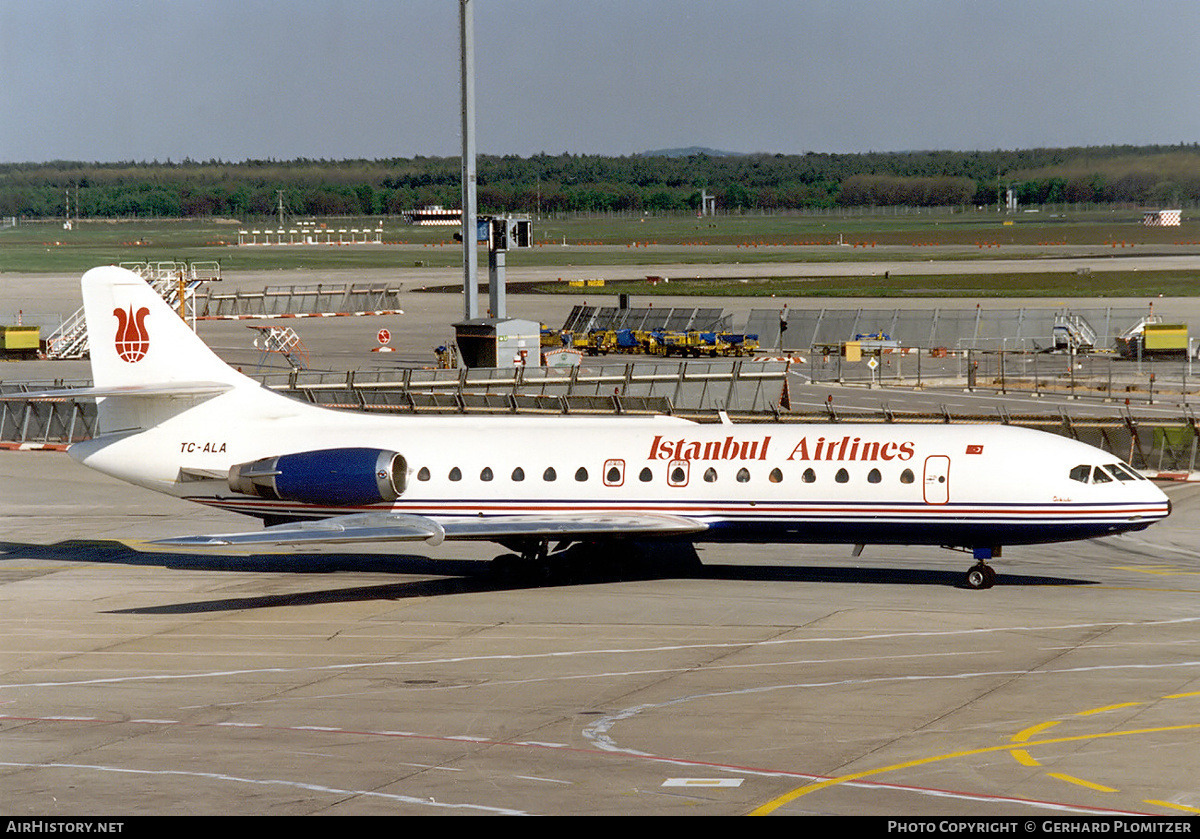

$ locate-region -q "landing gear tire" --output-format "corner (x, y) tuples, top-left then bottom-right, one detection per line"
(965, 563), (996, 590)
(490, 540), (556, 585)
(489, 553), (523, 581)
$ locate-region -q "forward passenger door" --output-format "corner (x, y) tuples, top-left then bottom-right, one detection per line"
(923, 455), (950, 505)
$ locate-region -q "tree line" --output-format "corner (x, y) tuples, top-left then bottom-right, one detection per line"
(3, 144), (1198, 219)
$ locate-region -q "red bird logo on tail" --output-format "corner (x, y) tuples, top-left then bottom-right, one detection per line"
(113, 305), (150, 362)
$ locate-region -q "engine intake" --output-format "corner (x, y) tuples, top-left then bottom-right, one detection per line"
(229, 448), (406, 507)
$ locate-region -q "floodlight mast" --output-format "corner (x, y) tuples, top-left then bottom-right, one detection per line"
(460, 0), (479, 320)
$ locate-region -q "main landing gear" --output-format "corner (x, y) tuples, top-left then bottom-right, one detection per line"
(964, 547), (1000, 590)
(488, 539), (702, 585)
(490, 539), (557, 582)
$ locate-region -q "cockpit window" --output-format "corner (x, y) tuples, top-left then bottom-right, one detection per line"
(1070, 463), (1142, 485)
(1105, 463), (1137, 482)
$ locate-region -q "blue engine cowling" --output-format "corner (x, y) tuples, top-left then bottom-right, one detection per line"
(228, 448), (406, 506)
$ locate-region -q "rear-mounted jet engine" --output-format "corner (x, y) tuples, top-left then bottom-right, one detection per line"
(228, 448), (406, 507)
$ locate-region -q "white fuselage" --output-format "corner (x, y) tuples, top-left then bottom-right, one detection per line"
(70, 387), (1171, 549)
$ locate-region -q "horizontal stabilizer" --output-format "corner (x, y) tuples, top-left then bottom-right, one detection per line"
(0, 382), (233, 402)
(151, 511), (707, 550)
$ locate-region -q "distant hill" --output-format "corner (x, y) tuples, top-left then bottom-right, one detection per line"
(638, 146), (745, 158)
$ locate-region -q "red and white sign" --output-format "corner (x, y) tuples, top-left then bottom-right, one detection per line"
(377, 328), (391, 345)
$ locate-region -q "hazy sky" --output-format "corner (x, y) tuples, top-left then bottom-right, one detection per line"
(3, 0), (1199, 162)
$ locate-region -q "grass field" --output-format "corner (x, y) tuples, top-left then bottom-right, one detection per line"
(508, 270), (1200, 298)
(3, 212), (1199, 297)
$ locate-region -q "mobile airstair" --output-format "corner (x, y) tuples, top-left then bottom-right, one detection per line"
(1052, 312), (1099, 352)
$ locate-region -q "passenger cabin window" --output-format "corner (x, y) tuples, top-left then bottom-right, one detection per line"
(703, 467), (718, 483)
(835, 468), (849, 483)
(900, 468), (914, 484)
(769, 467), (783, 483)
(480, 467), (493, 481)
(511, 467), (525, 482)
(736, 467), (751, 483)
(802, 468), (816, 483)
(543, 467), (557, 482)
(575, 467), (588, 482)
(639, 467), (653, 482)
(417, 467), (431, 481)
(867, 468), (881, 483)
(448, 467), (462, 482)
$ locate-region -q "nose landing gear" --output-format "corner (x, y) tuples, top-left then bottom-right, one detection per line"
(965, 562), (997, 589)
(964, 546), (1000, 589)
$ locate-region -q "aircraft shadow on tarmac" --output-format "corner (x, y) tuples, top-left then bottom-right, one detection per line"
(0, 539), (1094, 615)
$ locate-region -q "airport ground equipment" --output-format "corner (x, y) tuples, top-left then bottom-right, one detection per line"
(1117, 318), (1189, 358)
(571, 328), (759, 358)
(0, 326), (40, 359)
(1053, 314), (1099, 351)
(248, 325), (310, 371)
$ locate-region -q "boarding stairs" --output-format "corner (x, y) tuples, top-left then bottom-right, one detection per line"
(1052, 313), (1099, 351)
(1117, 315), (1164, 344)
(44, 261), (220, 359)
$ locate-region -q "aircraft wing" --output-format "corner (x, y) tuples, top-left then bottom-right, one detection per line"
(151, 511), (708, 549)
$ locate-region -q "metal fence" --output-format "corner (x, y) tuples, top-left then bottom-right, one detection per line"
(562, 305), (732, 335)
(194, 283), (404, 317)
(5, 362), (1200, 475)
(802, 349), (1200, 404)
(0, 362), (789, 442)
(0, 383), (98, 445)
(747, 306), (1155, 353)
(265, 359), (790, 416)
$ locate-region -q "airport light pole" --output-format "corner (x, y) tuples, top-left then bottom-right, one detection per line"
(460, 0), (478, 320)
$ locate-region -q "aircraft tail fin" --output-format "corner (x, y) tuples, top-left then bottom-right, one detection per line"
(81, 265), (267, 431)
